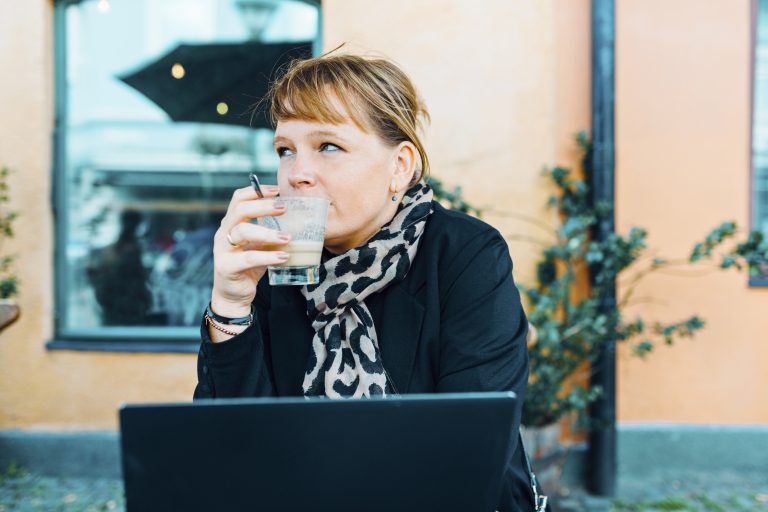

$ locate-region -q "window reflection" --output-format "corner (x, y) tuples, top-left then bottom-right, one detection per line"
(59, 0), (319, 336)
(86, 210), (152, 325)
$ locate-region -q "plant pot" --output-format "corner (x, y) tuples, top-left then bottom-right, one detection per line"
(521, 422), (562, 460)
(521, 422), (565, 497)
(0, 298), (20, 332)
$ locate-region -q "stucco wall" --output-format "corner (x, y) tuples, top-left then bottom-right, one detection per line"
(615, 0), (768, 423)
(0, 0), (591, 431)
(9, 0), (763, 431)
(0, 0), (197, 430)
(323, 0), (591, 287)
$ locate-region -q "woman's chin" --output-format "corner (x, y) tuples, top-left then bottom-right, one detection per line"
(323, 219), (349, 244)
(322, 234), (343, 250)
(324, 227), (363, 254)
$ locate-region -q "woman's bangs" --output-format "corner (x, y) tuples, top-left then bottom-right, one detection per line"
(272, 79), (367, 129)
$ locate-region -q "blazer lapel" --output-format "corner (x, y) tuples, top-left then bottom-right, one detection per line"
(268, 287), (314, 396)
(375, 234), (429, 393)
(376, 280), (427, 394)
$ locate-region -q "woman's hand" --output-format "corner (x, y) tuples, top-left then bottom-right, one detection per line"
(210, 185), (289, 319)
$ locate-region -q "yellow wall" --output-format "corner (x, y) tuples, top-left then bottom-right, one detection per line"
(0, 0), (196, 431)
(323, 0), (592, 286)
(616, 0), (768, 424)
(0, 0), (591, 431)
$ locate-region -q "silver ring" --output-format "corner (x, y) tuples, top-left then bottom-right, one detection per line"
(226, 232), (240, 248)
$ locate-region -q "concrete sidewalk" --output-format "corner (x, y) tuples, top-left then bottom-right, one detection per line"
(0, 470), (123, 511)
(552, 469), (768, 511)
(2, 425), (768, 511)
(2, 467), (767, 511)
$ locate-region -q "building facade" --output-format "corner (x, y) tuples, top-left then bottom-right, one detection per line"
(0, 0), (765, 475)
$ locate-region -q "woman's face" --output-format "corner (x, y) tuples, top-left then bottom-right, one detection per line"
(273, 106), (415, 254)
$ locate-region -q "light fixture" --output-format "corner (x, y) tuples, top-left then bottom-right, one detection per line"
(235, 0), (279, 40)
(96, 0), (111, 13)
(171, 63), (186, 79)
(216, 102), (229, 116)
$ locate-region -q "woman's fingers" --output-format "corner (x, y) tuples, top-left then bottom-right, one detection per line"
(219, 198), (286, 233)
(216, 248), (290, 275)
(218, 183), (281, 231)
(230, 184), (280, 203)
(220, 222), (291, 250)
(209, 184), (285, 311)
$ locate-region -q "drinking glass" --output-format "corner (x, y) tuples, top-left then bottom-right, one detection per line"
(257, 197), (329, 285)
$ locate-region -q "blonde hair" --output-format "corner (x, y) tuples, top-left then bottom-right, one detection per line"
(265, 50), (431, 183)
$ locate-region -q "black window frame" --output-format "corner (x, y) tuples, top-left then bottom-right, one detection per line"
(751, 0), (768, 287)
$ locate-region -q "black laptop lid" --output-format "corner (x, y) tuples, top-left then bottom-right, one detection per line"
(119, 392), (517, 512)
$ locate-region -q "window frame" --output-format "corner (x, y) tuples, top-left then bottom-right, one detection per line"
(751, 0), (768, 287)
(48, 0), (322, 353)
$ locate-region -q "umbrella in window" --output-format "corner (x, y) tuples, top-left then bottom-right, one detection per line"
(117, 41), (312, 129)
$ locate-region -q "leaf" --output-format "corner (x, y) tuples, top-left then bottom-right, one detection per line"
(0, 277), (18, 299)
(575, 130), (591, 151)
(425, 176), (482, 216)
(632, 341), (653, 358)
(536, 259), (557, 287)
(0, 165), (18, 299)
(720, 255), (738, 269)
(690, 222), (738, 261)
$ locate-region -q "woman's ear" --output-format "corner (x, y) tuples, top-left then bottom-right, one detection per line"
(392, 141), (417, 192)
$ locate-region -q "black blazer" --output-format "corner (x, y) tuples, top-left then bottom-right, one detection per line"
(194, 202), (537, 512)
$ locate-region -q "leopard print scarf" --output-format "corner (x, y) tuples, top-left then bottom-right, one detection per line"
(300, 182), (433, 398)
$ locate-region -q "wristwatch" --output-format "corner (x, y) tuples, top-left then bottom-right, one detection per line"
(204, 302), (254, 326)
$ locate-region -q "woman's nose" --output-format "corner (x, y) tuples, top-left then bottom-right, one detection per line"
(286, 153), (317, 189)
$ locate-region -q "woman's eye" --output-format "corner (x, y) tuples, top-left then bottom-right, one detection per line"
(319, 142), (341, 152)
(276, 147), (294, 157)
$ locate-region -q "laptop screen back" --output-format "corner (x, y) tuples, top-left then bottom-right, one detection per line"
(120, 392), (517, 512)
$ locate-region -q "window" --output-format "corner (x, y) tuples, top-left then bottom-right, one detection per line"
(51, 0), (320, 350)
(752, 0), (768, 286)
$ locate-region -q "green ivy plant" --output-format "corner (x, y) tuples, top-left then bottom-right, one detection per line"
(519, 133), (768, 428)
(0, 166), (18, 299)
(426, 175), (482, 216)
(689, 221), (768, 277)
(427, 155), (767, 428)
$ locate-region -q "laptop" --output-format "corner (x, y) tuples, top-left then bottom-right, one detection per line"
(119, 392), (517, 512)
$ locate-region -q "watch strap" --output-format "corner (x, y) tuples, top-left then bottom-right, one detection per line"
(205, 302), (254, 326)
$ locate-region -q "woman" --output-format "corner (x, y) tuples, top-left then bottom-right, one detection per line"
(194, 52), (541, 511)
